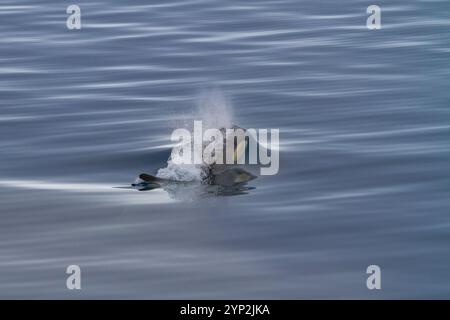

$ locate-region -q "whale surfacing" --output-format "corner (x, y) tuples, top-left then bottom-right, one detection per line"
(133, 125), (259, 193)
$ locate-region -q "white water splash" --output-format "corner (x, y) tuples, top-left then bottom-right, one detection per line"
(195, 89), (234, 130)
(156, 90), (234, 182)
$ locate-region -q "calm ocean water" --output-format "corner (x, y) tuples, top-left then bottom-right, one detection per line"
(0, 0), (449, 298)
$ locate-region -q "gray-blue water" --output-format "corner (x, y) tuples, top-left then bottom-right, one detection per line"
(0, 0), (449, 299)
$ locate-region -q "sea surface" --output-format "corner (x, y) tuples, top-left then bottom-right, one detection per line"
(0, 0), (449, 298)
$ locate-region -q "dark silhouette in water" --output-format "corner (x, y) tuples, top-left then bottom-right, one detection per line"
(132, 167), (257, 197)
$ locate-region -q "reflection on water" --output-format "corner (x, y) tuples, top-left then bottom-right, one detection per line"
(132, 180), (256, 198)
